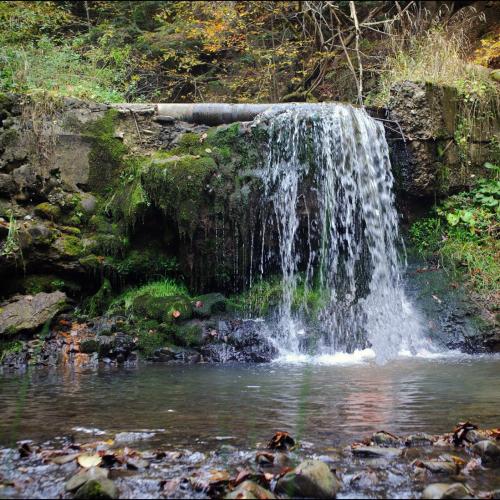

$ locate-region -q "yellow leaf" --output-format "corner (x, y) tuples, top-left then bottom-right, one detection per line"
(77, 454), (102, 468)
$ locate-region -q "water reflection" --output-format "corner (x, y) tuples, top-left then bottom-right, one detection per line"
(1, 357), (499, 449)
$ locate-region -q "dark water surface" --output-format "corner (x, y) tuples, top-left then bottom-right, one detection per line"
(1, 356), (500, 450)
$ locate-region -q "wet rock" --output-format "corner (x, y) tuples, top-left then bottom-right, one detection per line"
(405, 433), (435, 447)
(372, 431), (401, 447)
(276, 460), (341, 499)
(0, 291), (66, 335)
(413, 459), (459, 475)
(351, 446), (402, 459)
(74, 478), (117, 499)
(225, 480), (275, 499)
(222, 320), (277, 362)
(472, 440), (500, 464)
(422, 482), (471, 499)
(80, 339), (99, 354)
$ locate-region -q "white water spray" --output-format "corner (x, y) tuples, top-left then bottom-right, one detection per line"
(255, 104), (424, 362)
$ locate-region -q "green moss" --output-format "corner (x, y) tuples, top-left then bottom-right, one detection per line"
(0, 340), (24, 363)
(79, 254), (104, 269)
(175, 322), (203, 347)
(87, 278), (113, 316)
(105, 248), (177, 281)
(132, 294), (193, 323)
(141, 154), (217, 236)
(34, 202), (61, 221)
(60, 226), (81, 236)
(56, 234), (84, 257)
(22, 275), (66, 294)
(83, 109), (127, 193)
(89, 233), (129, 257)
(192, 293), (226, 318)
(108, 278), (188, 314)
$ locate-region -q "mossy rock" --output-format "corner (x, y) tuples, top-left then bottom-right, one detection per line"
(22, 275), (66, 294)
(60, 226), (81, 236)
(35, 202), (61, 221)
(174, 320), (204, 347)
(87, 279), (112, 316)
(53, 234), (84, 258)
(192, 293), (227, 318)
(131, 294), (193, 323)
(84, 109), (127, 194)
(74, 478), (117, 499)
(79, 338), (99, 354)
(79, 254), (104, 269)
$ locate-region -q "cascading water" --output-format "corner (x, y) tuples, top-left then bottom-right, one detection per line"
(255, 104), (424, 362)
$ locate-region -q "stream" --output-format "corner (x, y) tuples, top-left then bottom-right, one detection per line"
(2, 355), (499, 450)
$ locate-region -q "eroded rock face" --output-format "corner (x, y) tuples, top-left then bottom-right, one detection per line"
(0, 291), (67, 335)
(387, 81), (499, 197)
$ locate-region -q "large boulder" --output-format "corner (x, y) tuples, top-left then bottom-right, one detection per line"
(276, 460), (341, 499)
(0, 291), (67, 335)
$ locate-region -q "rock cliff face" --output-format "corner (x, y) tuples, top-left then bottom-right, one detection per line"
(0, 84), (498, 309)
(386, 81), (499, 198)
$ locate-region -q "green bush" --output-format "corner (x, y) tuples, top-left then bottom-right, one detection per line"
(410, 165), (499, 294)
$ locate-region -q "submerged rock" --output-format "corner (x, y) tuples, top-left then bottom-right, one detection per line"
(422, 482), (471, 499)
(225, 480), (275, 499)
(0, 291), (67, 335)
(351, 446), (402, 459)
(276, 459), (341, 499)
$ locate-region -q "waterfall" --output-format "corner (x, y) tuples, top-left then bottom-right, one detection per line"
(255, 104), (423, 362)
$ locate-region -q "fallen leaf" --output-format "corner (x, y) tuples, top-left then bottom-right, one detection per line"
(267, 431), (295, 451)
(453, 421), (478, 446)
(77, 454), (102, 468)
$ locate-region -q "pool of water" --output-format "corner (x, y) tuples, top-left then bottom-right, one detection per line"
(1, 354), (499, 450)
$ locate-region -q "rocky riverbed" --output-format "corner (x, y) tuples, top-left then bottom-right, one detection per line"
(1, 424), (499, 499)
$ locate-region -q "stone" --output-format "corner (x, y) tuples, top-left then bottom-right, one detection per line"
(65, 466), (109, 492)
(27, 224), (53, 245)
(74, 478), (117, 499)
(372, 431), (401, 447)
(276, 460), (341, 499)
(351, 446), (402, 459)
(0, 291), (66, 335)
(405, 433), (435, 447)
(34, 202), (61, 221)
(472, 440), (500, 463)
(413, 460), (459, 475)
(79, 194), (97, 215)
(225, 480), (275, 499)
(422, 483), (471, 499)
(0, 173), (16, 195)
